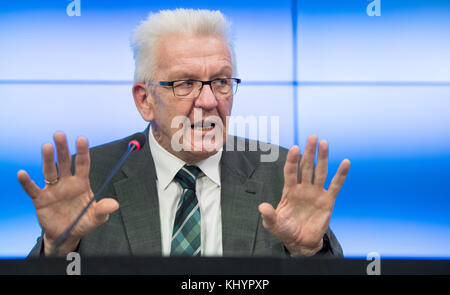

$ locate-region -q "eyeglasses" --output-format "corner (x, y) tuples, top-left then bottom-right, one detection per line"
(148, 78), (241, 100)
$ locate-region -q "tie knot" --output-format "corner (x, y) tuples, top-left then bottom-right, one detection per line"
(174, 165), (201, 190)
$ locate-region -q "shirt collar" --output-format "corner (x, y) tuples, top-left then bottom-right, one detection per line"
(148, 127), (222, 190)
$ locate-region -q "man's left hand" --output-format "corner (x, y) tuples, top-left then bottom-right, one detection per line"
(258, 135), (350, 256)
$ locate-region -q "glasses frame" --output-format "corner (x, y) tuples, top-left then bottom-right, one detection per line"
(148, 78), (241, 99)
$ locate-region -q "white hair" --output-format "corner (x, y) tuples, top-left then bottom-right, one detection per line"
(131, 8), (236, 83)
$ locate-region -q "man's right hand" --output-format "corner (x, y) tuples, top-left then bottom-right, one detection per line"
(17, 132), (119, 257)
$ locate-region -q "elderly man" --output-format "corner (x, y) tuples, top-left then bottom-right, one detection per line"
(19, 9), (350, 257)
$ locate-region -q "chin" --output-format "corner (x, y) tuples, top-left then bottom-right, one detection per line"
(182, 136), (223, 161)
(188, 139), (221, 154)
(180, 148), (219, 163)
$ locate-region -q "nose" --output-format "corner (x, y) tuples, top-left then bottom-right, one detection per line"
(194, 84), (218, 110)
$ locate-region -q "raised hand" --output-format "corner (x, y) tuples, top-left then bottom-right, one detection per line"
(17, 132), (119, 256)
(258, 135), (350, 256)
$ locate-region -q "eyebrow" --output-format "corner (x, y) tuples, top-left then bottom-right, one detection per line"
(168, 71), (199, 80)
(168, 66), (232, 81)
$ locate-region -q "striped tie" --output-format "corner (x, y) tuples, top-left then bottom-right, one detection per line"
(171, 165), (202, 256)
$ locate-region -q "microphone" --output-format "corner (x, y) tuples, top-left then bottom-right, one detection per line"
(49, 132), (147, 256)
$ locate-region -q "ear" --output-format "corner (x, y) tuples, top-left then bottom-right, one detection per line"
(132, 82), (154, 122)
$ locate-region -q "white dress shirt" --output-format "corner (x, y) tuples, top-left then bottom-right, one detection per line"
(148, 128), (223, 256)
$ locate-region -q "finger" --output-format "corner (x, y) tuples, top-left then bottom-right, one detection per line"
(283, 146), (300, 188)
(93, 198), (120, 225)
(42, 143), (58, 183)
(54, 132), (72, 178)
(258, 202), (277, 232)
(75, 137), (90, 179)
(299, 135), (318, 184)
(17, 170), (42, 199)
(328, 159), (351, 198)
(314, 140), (329, 188)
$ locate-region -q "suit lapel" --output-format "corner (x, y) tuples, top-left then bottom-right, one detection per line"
(220, 148), (263, 256)
(113, 129), (162, 255)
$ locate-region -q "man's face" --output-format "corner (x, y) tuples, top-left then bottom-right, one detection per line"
(145, 34), (233, 163)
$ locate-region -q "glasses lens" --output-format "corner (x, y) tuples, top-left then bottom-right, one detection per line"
(173, 80), (201, 98)
(212, 79), (238, 97)
(172, 79), (239, 99)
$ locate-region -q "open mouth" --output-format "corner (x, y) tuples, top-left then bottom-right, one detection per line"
(191, 122), (216, 131)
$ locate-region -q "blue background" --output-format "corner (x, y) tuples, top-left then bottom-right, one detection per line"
(0, 0), (449, 258)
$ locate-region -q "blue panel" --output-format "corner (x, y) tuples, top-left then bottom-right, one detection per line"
(0, 84), (148, 158)
(332, 218), (450, 258)
(0, 214), (41, 258)
(0, 84), (150, 256)
(230, 85), (294, 149)
(296, 86), (450, 158)
(0, 0), (292, 81)
(297, 86), (450, 257)
(297, 0), (450, 81)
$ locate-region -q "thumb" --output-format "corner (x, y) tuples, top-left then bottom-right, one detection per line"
(258, 202), (277, 232)
(93, 198), (119, 225)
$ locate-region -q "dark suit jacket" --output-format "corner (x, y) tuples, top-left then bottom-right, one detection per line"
(29, 127), (343, 257)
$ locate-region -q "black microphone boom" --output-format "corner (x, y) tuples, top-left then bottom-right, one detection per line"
(50, 132), (147, 256)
